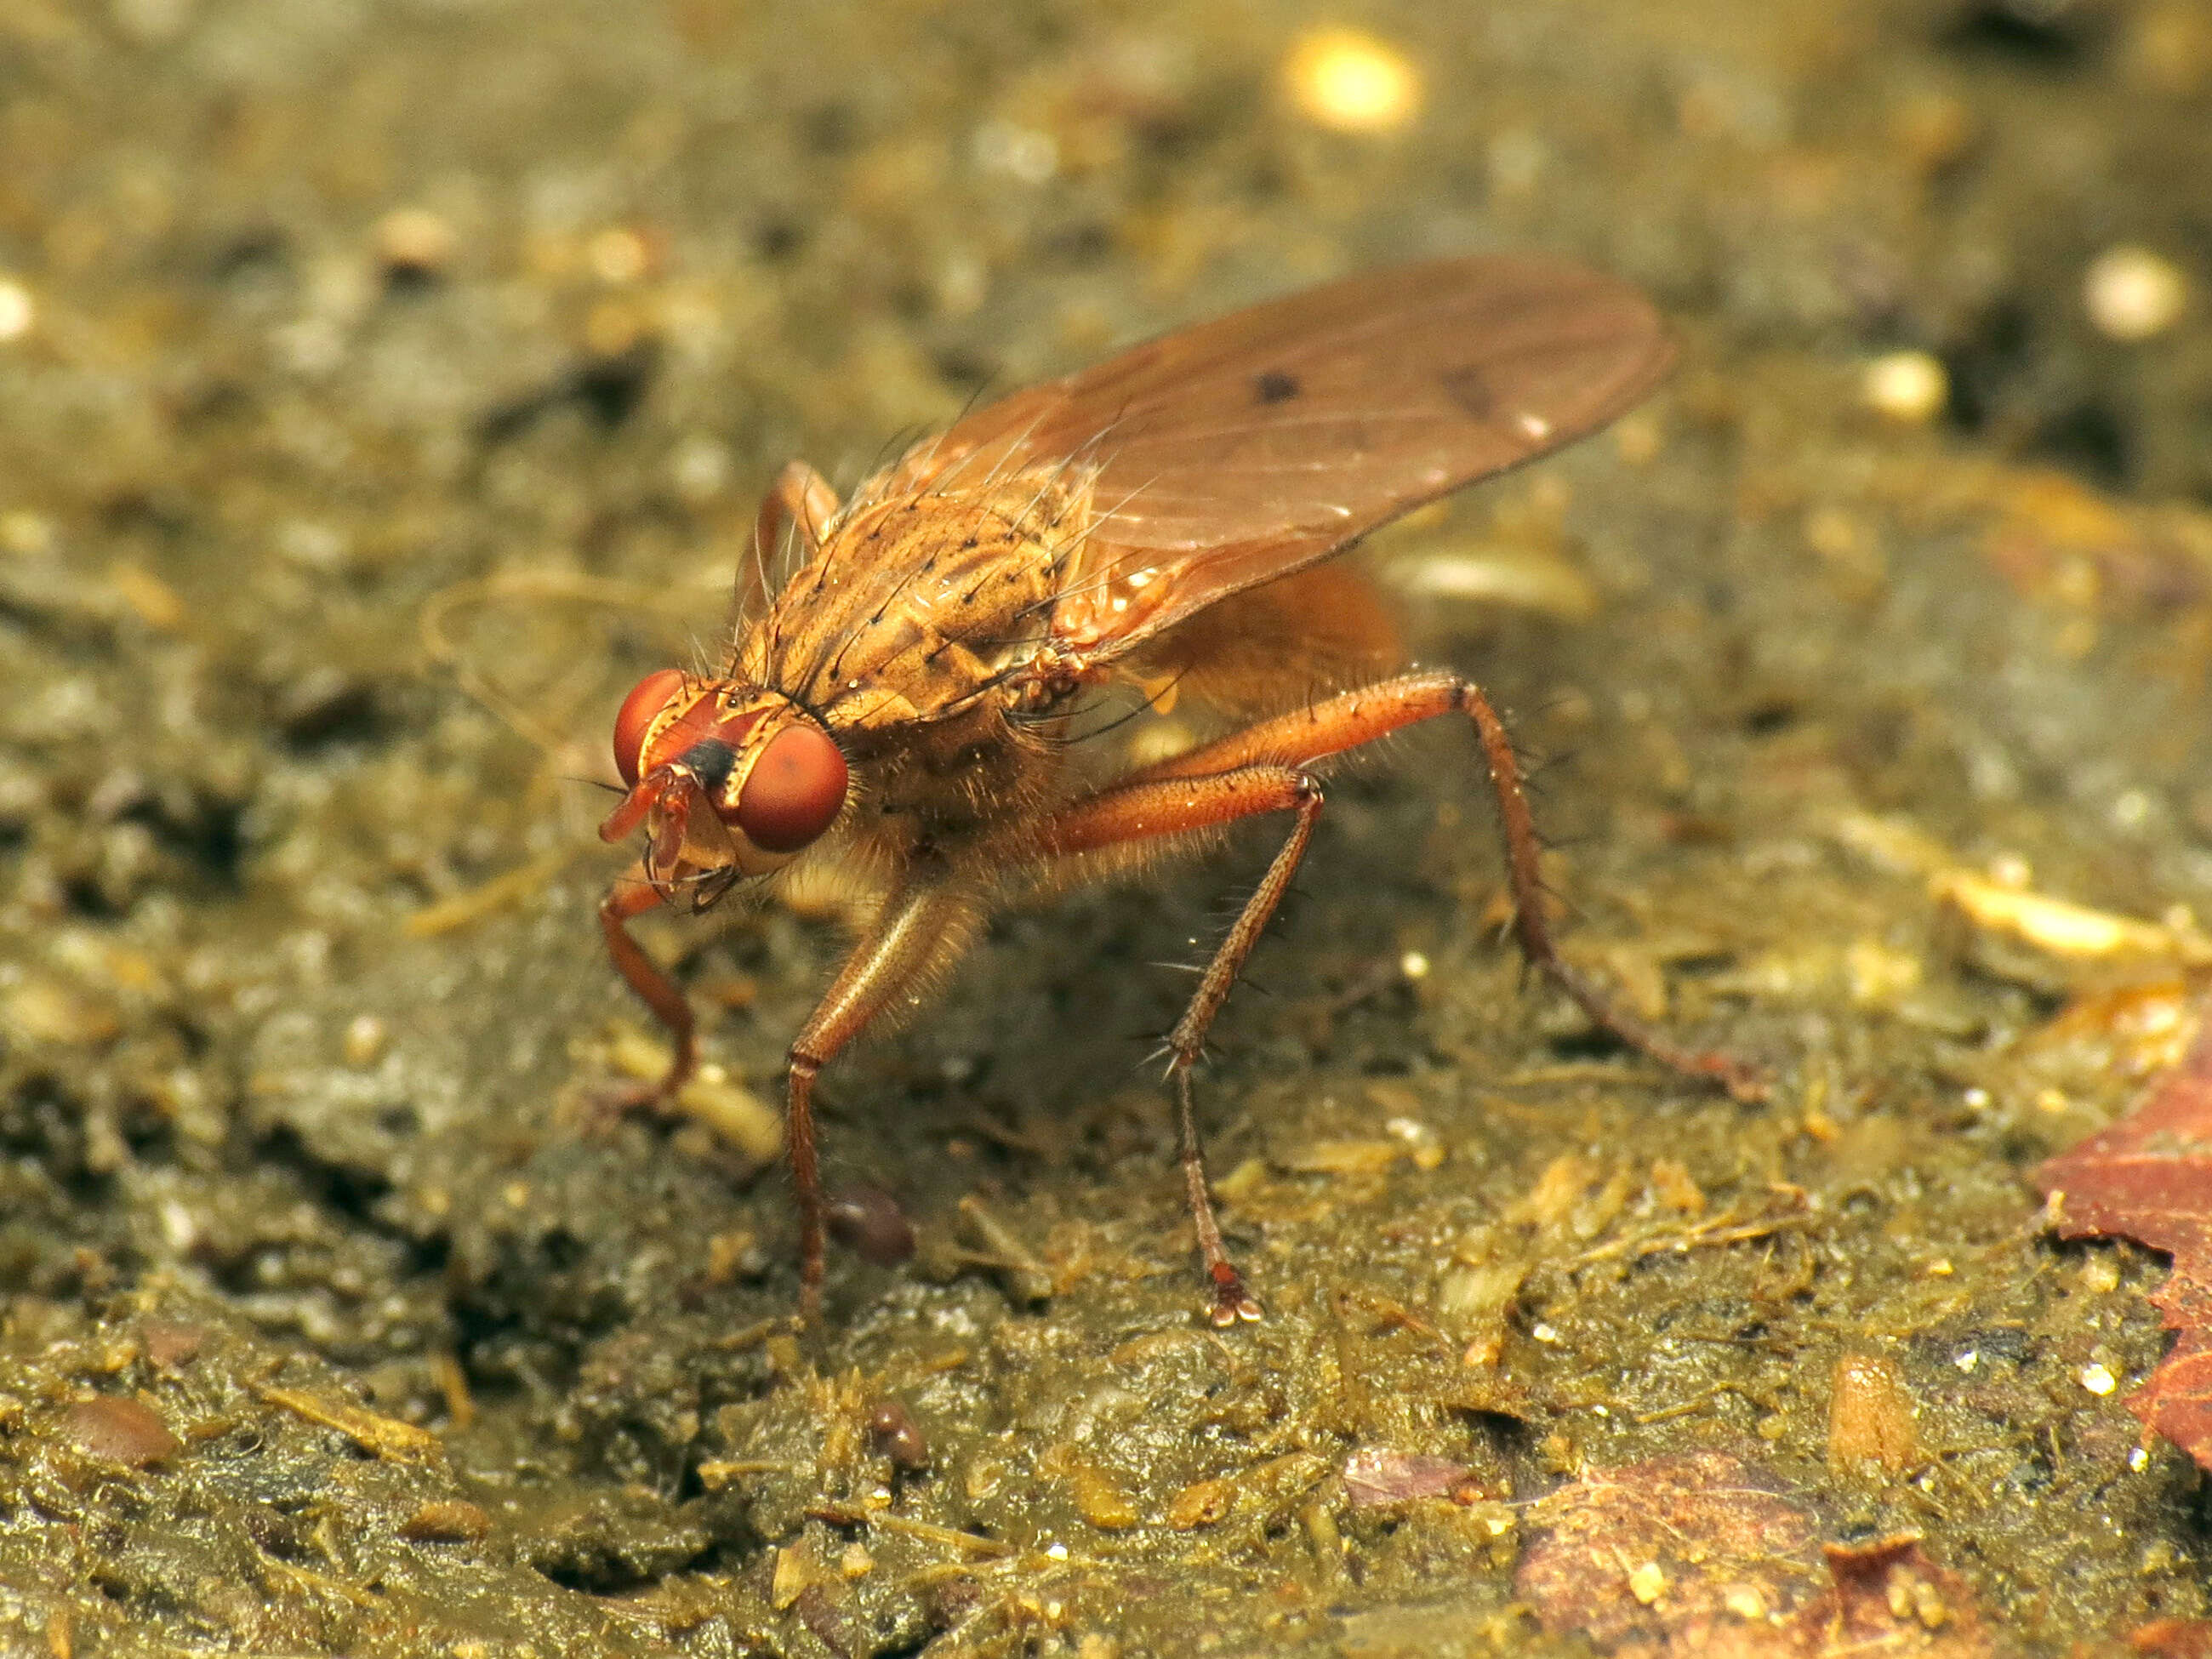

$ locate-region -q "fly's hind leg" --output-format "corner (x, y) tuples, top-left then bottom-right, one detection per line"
(1120, 670), (1769, 1103)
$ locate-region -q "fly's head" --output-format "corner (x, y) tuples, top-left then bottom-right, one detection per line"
(599, 669), (849, 908)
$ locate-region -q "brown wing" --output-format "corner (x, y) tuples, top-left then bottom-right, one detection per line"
(879, 254), (1673, 658)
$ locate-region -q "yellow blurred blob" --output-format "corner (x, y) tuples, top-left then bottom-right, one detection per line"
(1861, 350), (1947, 425)
(1282, 28), (1422, 134)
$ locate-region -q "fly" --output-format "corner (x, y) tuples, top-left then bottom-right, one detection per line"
(596, 254), (1766, 1325)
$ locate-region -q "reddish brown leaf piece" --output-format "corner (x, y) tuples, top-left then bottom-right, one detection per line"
(1516, 1452), (1995, 1657)
(1815, 1536), (1993, 1658)
(2128, 1618), (2212, 1657)
(1517, 1451), (1821, 1650)
(2037, 1012), (2212, 1470)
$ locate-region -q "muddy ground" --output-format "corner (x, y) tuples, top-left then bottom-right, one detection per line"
(3, 0), (2211, 1653)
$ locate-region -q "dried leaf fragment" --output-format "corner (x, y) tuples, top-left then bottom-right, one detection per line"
(256, 1382), (442, 1463)
(1516, 1451), (1821, 1647)
(1826, 1353), (1921, 1475)
(1516, 1453), (1996, 1656)
(1342, 1446), (1474, 1507)
(2038, 1010), (2212, 1471)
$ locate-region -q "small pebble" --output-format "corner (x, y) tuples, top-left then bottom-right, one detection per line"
(2079, 1362), (2118, 1396)
(1068, 1461), (1141, 1531)
(1628, 1560), (1668, 1605)
(62, 1397), (180, 1467)
(670, 434), (733, 505)
(1861, 351), (1948, 424)
(140, 1321), (206, 1370)
(1165, 1475), (1235, 1530)
(866, 1398), (931, 1470)
(972, 121), (1058, 184)
(2084, 245), (2187, 341)
(0, 510), (53, 556)
(343, 1013), (389, 1068)
(1723, 1584), (1768, 1621)
(828, 1184), (917, 1266)
(1890, 91), (1976, 172)
(373, 207), (458, 280)
(108, 563), (185, 631)
(4, 978), (121, 1047)
(587, 226), (655, 285)
(274, 667), (376, 744)
(704, 1227), (759, 1286)
(770, 1540), (822, 1611)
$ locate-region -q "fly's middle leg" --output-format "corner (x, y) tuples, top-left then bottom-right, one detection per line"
(1034, 763), (1329, 1325)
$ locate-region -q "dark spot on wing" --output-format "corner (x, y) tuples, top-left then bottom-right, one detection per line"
(1253, 369), (1300, 405)
(1440, 365), (1493, 421)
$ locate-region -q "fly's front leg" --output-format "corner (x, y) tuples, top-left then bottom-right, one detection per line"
(732, 461), (841, 643)
(783, 881), (982, 1321)
(600, 864), (698, 1106)
(760, 459), (839, 553)
(1032, 765), (1327, 1326)
(1121, 670), (1768, 1103)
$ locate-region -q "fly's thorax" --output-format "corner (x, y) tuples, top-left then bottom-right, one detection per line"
(740, 483), (1080, 728)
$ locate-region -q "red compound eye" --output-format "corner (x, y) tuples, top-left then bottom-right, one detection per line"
(612, 669), (687, 787)
(736, 722), (847, 853)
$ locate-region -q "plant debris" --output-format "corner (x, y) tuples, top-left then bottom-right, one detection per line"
(2038, 1006), (2212, 1472)
(1515, 1451), (1995, 1656)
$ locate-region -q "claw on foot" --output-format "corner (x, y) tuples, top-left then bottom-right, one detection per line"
(1700, 1053), (1772, 1105)
(1207, 1263), (1264, 1327)
(580, 1076), (681, 1134)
